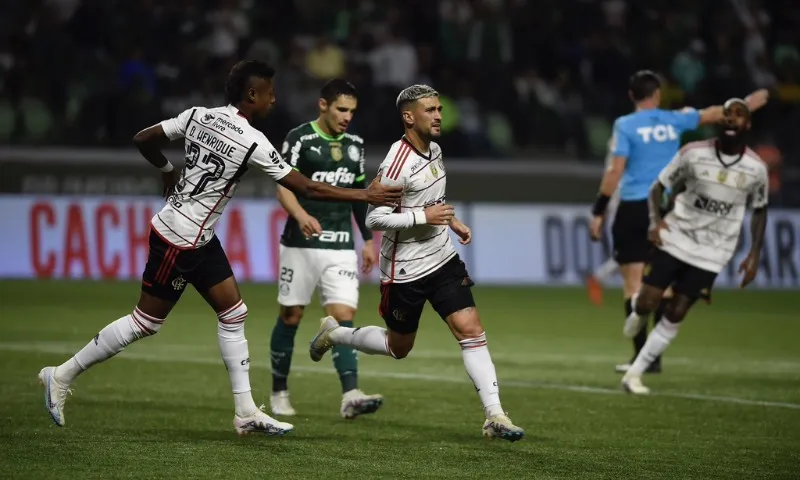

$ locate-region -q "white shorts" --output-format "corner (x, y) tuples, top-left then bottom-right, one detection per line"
(277, 245), (359, 309)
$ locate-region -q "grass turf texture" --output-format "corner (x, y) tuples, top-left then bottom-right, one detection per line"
(0, 280), (798, 479)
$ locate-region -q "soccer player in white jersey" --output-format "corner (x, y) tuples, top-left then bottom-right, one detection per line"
(307, 85), (525, 442)
(36, 60), (402, 434)
(621, 99), (768, 395)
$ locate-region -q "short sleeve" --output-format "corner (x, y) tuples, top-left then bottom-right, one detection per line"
(377, 148), (407, 187)
(658, 151), (689, 189)
(249, 142), (291, 181)
(669, 107), (701, 132)
(610, 119), (631, 158)
(751, 163), (769, 209)
(281, 130), (303, 169)
(160, 108), (196, 141)
(356, 145), (366, 181)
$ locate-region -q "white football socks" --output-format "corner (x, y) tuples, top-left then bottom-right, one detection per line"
(459, 332), (503, 419)
(55, 308), (163, 385)
(594, 258), (620, 281)
(628, 318), (680, 376)
(329, 325), (393, 357)
(217, 300), (259, 417)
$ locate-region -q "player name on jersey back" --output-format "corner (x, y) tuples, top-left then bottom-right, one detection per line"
(375, 138), (455, 283)
(658, 140), (768, 273)
(153, 105), (290, 248)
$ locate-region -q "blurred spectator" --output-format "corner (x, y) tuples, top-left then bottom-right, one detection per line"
(306, 35), (346, 80)
(0, 0), (797, 180)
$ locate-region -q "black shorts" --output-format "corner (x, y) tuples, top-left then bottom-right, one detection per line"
(378, 255), (476, 334)
(643, 248), (717, 302)
(612, 200), (652, 264)
(141, 230), (234, 302)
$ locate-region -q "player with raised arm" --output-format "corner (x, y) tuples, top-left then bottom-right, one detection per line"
(589, 70), (768, 374)
(307, 85), (525, 442)
(621, 99), (768, 394)
(269, 79), (384, 419)
(36, 60), (401, 434)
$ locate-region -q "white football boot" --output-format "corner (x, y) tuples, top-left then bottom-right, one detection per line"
(270, 390), (297, 417)
(621, 374), (651, 395)
(234, 405), (294, 436)
(309, 316), (339, 362)
(38, 366), (72, 427)
(482, 413), (525, 442)
(341, 389), (384, 419)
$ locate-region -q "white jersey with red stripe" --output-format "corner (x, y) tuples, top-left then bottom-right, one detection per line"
(152, 104), (291, 248)
(658, 140), (768, 273)
(367, 137), (455, 283)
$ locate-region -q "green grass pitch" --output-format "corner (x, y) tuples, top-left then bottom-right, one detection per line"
(0, 280), (798, 479)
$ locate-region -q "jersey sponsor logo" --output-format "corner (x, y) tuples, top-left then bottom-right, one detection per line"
(636, 124), (678, 143)
(347, 145), (360, 161)
(269, 149), (284, 168)
(200, 112), (216, 125)
(423, 196), (446, 208)
(410, 158), (426, 174)
(311, 167), (356, 186)
(211, 117), (245, 135)
(337, 269), (357, 279)
(318, 230), (350, 243)
(694, 194), (734, 216)
(309, 146), (322, 155)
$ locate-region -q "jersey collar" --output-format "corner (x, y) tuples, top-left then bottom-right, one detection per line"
(401, 136), (431, 160)
(714, 139), (745, 168)
(310, 120), (345, 141)
(227, 104), (250, 123)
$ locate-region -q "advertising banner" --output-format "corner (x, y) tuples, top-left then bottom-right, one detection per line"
(1, 196), (797, 289)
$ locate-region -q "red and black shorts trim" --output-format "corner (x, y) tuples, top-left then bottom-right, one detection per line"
(379, 255), (475, 334)
(141, 229), (234, 302)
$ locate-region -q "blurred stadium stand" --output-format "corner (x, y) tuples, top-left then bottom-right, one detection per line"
(1, 0), (799, 204)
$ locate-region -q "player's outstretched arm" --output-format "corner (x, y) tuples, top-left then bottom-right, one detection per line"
(277, 185), (322, 237)
(696, 89), (770, 125)
(278, 170), (401, 207)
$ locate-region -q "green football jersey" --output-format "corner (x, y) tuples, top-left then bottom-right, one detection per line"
(279, 121), (367, 250)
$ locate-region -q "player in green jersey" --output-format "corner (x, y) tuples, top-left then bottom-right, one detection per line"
(269, 79), (384, 419)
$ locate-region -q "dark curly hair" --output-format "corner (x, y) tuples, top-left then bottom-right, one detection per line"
(225, 60), (276, 104)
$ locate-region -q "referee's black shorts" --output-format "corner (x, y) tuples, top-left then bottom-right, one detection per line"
(611, 199), (652, 265)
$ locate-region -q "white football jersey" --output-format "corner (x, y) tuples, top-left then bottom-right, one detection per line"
(658, 139), (768, 273)
(367, 138), (455, 283)
(153, 105), (291, 248)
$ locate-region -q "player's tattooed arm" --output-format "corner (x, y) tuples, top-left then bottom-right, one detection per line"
(647, 181), (670, 246)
